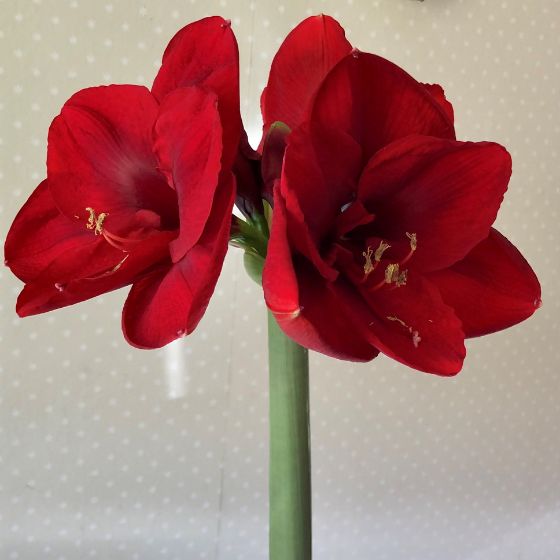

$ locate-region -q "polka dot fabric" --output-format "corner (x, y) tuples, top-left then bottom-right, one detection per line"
(1, 1), (558, 559)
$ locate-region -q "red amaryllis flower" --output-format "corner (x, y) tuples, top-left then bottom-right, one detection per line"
(261, 30), (541, 375)
(4, 16), (241, 348)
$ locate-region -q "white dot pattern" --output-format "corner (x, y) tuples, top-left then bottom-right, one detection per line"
(1, 1), (559, 559)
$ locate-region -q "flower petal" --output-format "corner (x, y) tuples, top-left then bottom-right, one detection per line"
(423, 83), (454, 126)
(263, 189), (377, 361)
(122, 174), (235, 349)
(151, 16), (240, 166)
(429, 228), (541, 337)
(357, 276), (466, 375)
(358, 135), (512, 272)
(153, 87), (223, 262)
(4, 180), (89, 282)
(311, 52), (455, 159)
(47, 85), (177, 233)
(281, 122), (362, 240)
(262, 14), (352, 133)
(16, 230), (174, 317)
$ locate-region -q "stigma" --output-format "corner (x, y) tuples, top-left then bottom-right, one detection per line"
(387, 315), (421, 348)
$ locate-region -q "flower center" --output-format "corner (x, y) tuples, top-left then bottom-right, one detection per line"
(364, 232), (417, 289)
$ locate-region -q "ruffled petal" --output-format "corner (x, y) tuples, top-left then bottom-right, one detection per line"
(262, 14), (352, 133)
(358, 135), (512, 272)
(47, 85), (177, 233)
(151, 16), (240, 166)
(311, 52), (455, 159)
(122, 174), (235, 348)
(153, 87), (222, 262)
(430, 228), (541, 337)
(4, 180), (89, 282)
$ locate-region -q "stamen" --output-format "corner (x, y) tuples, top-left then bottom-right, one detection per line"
(85, 207), (109, 235)
(374, 240), (391, 262)
(363, 247), (374, 277)
(83, 254), (129, 281)
(363, 240), (391, 278)
(385, 263), (407, 286)
(406, 232), (417, 251)
(385, 263), (398, 283)
(396, 269), (408, 287)
(386, 315), (421, 348)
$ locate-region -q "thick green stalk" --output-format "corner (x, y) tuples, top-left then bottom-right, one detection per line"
(268, 311), (312, 560)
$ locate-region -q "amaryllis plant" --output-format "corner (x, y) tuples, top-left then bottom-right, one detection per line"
(5, 15), (541, 560)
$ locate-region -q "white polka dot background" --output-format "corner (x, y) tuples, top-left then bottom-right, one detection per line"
(1, 0), (559, 559)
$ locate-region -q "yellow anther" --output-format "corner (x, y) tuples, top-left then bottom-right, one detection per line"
(363, 247), (375, 277)
(374, 240), (391, 262)
(85, 207), (109, 235)
(396, 269), (408, 287)
(406, 232), (417, 251)
(385, 263), (408, 287)
(385, 263), (398, 283)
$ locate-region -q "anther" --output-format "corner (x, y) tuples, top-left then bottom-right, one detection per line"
(384, 263), (407, 287)
(351, 47), (360, 58)
(85, 207), (109, 235)
(363, 247), (374, 277)
(221, 19), (231, 28)
(400, 232), (417, 266)
(406, 232), (417, 251)
(54, 282), (65, 292)
(374, 240), (391, 262)
(363, 240), (390, 278)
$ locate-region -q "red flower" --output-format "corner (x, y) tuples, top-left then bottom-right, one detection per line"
(261, 20), (541, 375)
(4, 16), (241, 348)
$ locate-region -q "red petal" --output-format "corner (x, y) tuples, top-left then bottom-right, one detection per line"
(423, 83), (454, 126)
(357, 276), (466, 375)
(261, 121), (290, 204)
(47, 85), (177, 232)
(4, 180), (89, 282)
(16, 230), (174, 317)
(263, 189), (377, 361)
(312, 53), (455, 159)
(122, 174), (235, 349)
(281, 122), (362, 240)
(430, 228), (541, 337)
(262, 15), (352, 133)
(153, 87), (222, 262)
(262, 189), (300, 318)
(151, 16), (240, 166)
(358, 135), (512, 272)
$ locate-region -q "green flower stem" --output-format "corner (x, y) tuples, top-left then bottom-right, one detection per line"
(268, 311), (312, 560)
